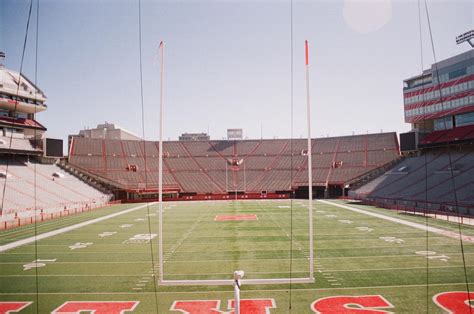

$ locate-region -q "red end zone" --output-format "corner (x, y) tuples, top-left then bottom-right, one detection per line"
(215, 214), (258, 221)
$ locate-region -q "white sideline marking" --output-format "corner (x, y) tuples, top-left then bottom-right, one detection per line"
(0, 203), (156, 253)
(320, 200), (474, 244)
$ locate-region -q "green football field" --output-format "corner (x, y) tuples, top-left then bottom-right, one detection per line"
(1, 199), (473, 313)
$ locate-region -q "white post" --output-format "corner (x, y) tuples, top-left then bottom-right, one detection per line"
(243, 161), (246, 192)
(158, 41), (164, 282)
(225, 162), (228, 192)
(233, 270), (244, 314)
(305, 40), (314, 280)
(233, 281), (241, 314)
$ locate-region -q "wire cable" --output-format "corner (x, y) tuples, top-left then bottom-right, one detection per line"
(33, 0), (40, 312)
(137, 0), (160, 312)
(288, 0), (294, 311)
(423, 1), (471, 309)
(416, 1), (431, 311)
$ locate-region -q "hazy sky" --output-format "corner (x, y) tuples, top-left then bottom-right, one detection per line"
(1, 0), (472, 143)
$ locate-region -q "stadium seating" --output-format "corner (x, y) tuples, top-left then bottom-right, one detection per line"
(0, 157), (111, 221)
(351, 149), (474, 207)
(420, 124), (474, 146)
(68, 133), (399, 195)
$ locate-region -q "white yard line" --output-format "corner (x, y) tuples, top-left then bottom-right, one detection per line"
(0, 203), (156, 253)
(2, 252), (474, 266)
(1, 282), (473, 295)
(319, 200), (474, 244)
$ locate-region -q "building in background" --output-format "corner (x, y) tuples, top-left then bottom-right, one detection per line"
(179, 132), (210, 141)
(400, 49), (474, 152)
(227, 128), (243, 140)
(0, 52), (56, 156)
(75, 122), (142, 141)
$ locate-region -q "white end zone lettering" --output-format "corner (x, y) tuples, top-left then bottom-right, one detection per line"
(311, 295), (395, 314)
(0, 302), (32, 314)
(433, 291), (474, 314)
(52, 301), (139, 314)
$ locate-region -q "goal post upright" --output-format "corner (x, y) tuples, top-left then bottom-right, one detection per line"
(305, 40), (314, 280)
(158, 41), (164, 282)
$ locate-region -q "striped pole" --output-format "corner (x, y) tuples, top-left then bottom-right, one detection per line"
(158, 41), (164, 282)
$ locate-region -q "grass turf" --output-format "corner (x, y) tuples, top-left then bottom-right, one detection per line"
(1, 199), (473, 313)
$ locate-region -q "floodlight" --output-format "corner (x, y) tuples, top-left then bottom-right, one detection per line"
(456, 30), (474, 48)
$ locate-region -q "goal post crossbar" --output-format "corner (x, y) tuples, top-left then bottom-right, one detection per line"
(159, 277), (314, 286)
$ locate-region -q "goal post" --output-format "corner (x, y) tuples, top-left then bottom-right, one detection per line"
(156, 41), (315, 287)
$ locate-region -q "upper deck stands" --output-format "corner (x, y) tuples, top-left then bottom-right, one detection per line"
(0, 116), (46, 130)
(420, 124), (474, 147)
(235, 140), (260, 156)
(0, 136), (41, 154)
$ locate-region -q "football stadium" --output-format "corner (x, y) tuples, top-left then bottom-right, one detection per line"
(1, 0), (474, 313)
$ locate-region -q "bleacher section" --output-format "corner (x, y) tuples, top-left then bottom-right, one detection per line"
(351, 149), (474, 209)
(0, 157), (111, 221)
(68, 132), (399, 197)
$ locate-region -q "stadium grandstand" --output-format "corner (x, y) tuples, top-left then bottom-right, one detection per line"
(350, 49), (474, 215)
(0, 53), (111, 229)
(66, 132), (400, 201)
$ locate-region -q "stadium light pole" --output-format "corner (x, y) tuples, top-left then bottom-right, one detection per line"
(305, 40), (314, 280)
(158, 41), (164, 282)
(456, 29), (474, 48)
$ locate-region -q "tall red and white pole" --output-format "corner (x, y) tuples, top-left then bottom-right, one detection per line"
(305, 40), (314, 280)
(158, 41), (164, 283)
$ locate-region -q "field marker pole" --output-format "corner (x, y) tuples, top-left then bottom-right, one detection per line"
(158, 41), (164, 282)
(305, 40), (314, 280)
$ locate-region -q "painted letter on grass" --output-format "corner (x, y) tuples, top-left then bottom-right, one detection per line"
(52, 301), (139, 314)
(171, 299), (276, 313)
(312, 295), (394, 313)
(0, 302), (32, 314)
(434, 292), (474, 314)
